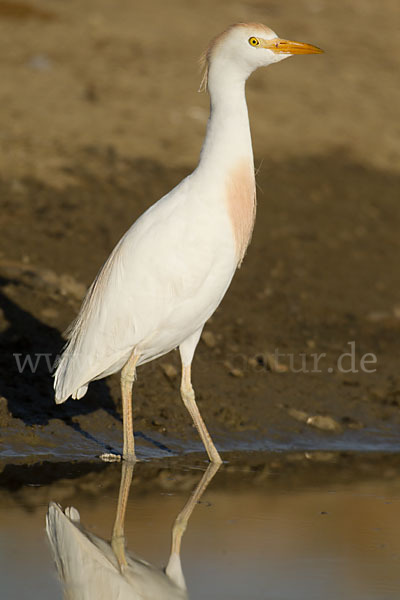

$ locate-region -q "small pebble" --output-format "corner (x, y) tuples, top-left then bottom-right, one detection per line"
(306, 415), (341, 432)
(201, 330), (217, 348)
(100, 453), (121, 462)
(59, 274), (86, 300)
(223, 361), (244, 378)
(247, 357), (258, 369)
(265, 353), (288, 373)
(287, 407), (309, 423)
(161, 363), (178, 380)
(370, 387), (387, 400)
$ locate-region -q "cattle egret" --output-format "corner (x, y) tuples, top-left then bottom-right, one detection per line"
(46, 462), (219, 598)
(54, 23), (323, 462)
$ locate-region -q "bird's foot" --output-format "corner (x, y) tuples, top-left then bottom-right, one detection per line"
(122, 452), (137, 463)
(100, 452), (122, 462)
(209, 452), (223, 465)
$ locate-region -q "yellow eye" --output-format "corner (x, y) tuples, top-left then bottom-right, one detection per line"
(248, 37), (260, 47)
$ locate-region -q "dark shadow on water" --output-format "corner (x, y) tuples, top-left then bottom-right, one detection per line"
(0, 460), (109, 493)
(2, 451), (400, 493)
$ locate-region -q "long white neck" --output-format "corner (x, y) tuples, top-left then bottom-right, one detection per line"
(195, 68), (257, 266)
(197, 74), (254, 176)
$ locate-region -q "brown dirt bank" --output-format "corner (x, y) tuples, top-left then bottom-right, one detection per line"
(0, 0), (399, 462)
(0, 150), (399, 461)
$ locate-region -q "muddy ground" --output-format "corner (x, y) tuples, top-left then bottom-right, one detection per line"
(0, 0), (399, 465)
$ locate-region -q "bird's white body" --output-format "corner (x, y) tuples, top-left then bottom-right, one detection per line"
(55, 167), (242, 400)
(54, 36), (256, 402)
(53, 23), (322, 460)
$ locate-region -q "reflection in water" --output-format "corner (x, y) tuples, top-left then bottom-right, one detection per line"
(46, 462), (220, 599)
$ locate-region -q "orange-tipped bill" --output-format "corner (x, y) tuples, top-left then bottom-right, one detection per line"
(261, 38), (323, 54)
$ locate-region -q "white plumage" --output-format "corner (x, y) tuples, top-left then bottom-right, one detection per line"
(54, 170), (237, 399)
(46, 503), (188, 600)
(46, 462), (219, 599)
(54, 23), (322, 461)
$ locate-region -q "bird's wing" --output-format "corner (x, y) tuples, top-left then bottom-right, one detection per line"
(54, 175), (235, 401)
(46, 503), (187, 600)
(46, 503), (127, 599)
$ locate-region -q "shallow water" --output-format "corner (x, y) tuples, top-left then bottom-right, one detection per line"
(1, 453), (400, 599)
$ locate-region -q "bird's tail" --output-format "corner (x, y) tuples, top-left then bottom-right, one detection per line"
(53, 343), (89, 403)
(53, 244), (124, 404)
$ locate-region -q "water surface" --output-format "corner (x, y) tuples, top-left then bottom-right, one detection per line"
(1, 452), (399, 599)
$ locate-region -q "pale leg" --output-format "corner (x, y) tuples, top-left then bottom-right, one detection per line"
(179, 329), (222, 463)
(111, 461), (134, 570)
(180, 363), (222, 463)
(170, 461), (220, 556)
(165, 461), (220, 586)
(120, 351), (140, 461)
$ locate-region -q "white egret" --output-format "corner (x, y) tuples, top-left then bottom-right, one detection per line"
(54, 23), (322, 462)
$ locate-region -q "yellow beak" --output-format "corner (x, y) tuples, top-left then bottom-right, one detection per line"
(261, 38), (323, 54)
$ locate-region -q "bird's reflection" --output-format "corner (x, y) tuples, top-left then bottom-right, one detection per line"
(46, 462), (219, 599)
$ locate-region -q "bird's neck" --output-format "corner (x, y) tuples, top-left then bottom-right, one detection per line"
(197, 78), (254, 176)
(196, 77), (257, 265)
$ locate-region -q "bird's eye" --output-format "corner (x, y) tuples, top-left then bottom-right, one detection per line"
(248, 37), (260, 47)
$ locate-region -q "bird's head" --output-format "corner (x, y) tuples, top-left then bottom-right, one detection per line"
(200, 23), (323, 92)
